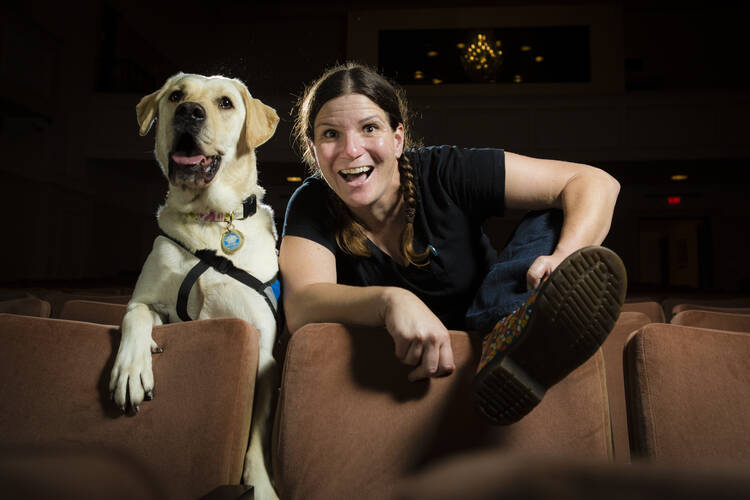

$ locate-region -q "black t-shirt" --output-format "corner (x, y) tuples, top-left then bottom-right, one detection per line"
(282, 145), (505, 329)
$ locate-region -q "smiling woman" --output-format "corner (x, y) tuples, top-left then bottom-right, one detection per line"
(280, 62), (626, 425)
(312, 94), (404, 225)
(290, 64), (428, 267)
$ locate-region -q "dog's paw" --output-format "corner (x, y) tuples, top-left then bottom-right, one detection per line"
(109, 335), (159, 412)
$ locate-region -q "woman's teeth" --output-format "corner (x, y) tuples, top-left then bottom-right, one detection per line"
(341, 166), (371, 175)
(339, 166), (373, 181)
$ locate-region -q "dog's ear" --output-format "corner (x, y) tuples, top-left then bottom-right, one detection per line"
(136, 72), (185, 136)
(235, 80), (280, 149)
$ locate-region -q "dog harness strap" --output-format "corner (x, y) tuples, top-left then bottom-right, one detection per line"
(158, 230), (280, 324)
(221, 263), (279, 325)
(177, 260), (210, 321)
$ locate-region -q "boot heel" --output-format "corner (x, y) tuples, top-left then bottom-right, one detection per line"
(473, 356), (546, 425)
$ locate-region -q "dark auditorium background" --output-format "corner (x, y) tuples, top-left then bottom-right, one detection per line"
(1, 1), (749, 298)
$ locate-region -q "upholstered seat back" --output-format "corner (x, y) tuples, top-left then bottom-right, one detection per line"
(625, 323), (750, 464)
(0, 314), (258, 499)
(273, 323), (613, 500)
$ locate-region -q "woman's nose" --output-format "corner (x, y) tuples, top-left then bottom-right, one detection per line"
(342, 132), (363, 159)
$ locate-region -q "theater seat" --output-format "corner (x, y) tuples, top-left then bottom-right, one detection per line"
(625, 323), (750, 464)
(600, 311), (652, 463)
(59, 300), (127, 325)
(273, 323), (612, 500)
(621, 301), (665, 323)
(394, 449), (750, 500)
(28, 291), (131, 318)
(0, 314), (259, 499)
(670, 310), (750, 333)
(0, 445), (164, 500)
(662, 297), (750, 321)
(672, 304), (750, 316)
(0, 297), (51, 318)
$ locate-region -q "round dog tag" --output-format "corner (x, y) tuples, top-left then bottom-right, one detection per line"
(221, 229), (244, 254)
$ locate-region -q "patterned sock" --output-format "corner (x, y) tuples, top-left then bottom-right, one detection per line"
(476, 279), (546, 374)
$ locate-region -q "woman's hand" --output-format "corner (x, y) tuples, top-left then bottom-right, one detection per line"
(381, 287), (456, 382)
(526, 250), (568, 290)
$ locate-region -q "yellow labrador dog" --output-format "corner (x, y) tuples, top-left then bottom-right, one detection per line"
(109, 73), (280, 499)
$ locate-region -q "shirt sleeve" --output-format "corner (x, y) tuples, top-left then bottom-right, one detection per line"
(409, 146), (505, 218)
(281, 176), (338, 255)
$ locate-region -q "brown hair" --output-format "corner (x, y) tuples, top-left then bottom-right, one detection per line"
(292, 62), (430, 266)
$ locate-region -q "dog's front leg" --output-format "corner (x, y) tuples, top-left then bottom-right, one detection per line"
(110, 303), (163, 412)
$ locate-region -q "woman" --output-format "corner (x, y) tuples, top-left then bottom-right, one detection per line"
(280, 62), (626, 425)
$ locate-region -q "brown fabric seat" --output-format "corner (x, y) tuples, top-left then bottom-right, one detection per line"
(0, 297), (51, 318)
(670, 310), (750, 333)
(26, 290), (132, 317)
(59, 299), (127, 325)
(600, 311), (652, 463)
(0, 444), (165, 500)
(273, 323), (612, 500)
(0, 314), (259, 499)
(621, 301), (665, 323)
(662, 297), (750, 321)
(394, 449), (750, 500)
(625, 323), (750, 464)
(673, 303), (750, 315)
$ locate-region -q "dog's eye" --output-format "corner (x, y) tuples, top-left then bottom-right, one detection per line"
(169, 90), (183, 102)
(219, 97), (234, 110)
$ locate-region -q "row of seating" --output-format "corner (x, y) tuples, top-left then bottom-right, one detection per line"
(1, 291), (749, 498)
(6, 291), (749, 334)
(625, 295), (750, 322)
(0, 288), (131, 319)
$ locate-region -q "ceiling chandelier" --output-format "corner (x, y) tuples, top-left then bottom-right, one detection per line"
(460, 32), (503, 82)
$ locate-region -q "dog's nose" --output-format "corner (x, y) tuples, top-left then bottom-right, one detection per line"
(175, 102), (206, 123)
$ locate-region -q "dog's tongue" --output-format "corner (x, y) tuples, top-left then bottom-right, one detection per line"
(172, 153), (208, 166)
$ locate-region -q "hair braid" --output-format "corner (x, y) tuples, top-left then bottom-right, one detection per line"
(398, 155), (431, 267)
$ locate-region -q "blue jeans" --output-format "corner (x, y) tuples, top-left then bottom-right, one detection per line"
(465, 209), (563, 333)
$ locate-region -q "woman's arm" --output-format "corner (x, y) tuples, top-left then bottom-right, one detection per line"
(279, 235), (455, 380)
(504, 152), (621, 288)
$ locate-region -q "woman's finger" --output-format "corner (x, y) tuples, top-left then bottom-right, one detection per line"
(403, 340), (423, 366)
(436, 339), (455, 376)
(393, 335), (411, 360)
(526, 257), (551, 290)
(408, 339), (439, 382)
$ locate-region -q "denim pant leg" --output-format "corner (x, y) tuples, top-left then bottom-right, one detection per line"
(465, 209), (563, 333)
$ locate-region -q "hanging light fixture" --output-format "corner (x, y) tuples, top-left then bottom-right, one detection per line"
(460, 32), (503, 83)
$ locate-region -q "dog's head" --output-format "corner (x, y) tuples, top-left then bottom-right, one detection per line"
(136, 73), (278, 194)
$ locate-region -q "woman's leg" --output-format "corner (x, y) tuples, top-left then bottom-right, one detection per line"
(465, 209), (563, 333)
(466, 210), (627, 425)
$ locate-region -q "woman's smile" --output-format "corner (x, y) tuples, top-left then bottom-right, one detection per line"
(339, 165), (374, 184)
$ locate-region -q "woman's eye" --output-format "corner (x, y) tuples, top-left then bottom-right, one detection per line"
(169, 90), (183, 102)
(322, 129), (337, 139)
(219, 96), (234, 109)
(363, 124), (377, 133)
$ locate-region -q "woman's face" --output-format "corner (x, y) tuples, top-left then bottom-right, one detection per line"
(312, 93), (404, 213)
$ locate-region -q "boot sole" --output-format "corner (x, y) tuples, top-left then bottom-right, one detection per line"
(473, 246), (627, 425)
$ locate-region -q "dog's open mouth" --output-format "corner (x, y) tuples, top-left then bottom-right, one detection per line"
(168, 133), (222, 188)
